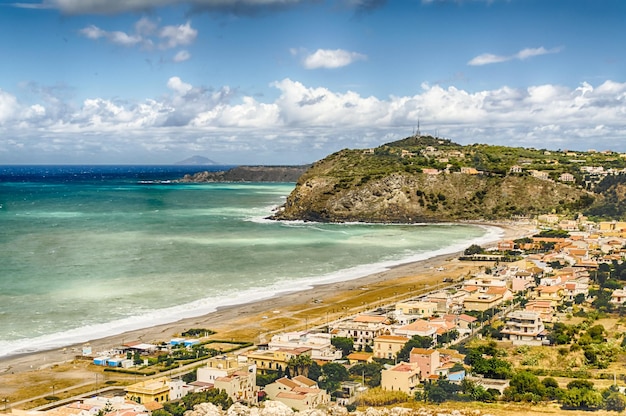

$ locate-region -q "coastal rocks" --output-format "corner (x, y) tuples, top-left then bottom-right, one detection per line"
(186, 402), (224, 416)
(186, 402), (488, 416)
(272, 168), (593, 223)
(178, 166), (309, 183)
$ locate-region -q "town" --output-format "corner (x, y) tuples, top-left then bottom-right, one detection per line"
(7, 216), (626, 416)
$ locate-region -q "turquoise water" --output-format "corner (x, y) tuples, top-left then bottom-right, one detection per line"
(0, 166), (499, 358)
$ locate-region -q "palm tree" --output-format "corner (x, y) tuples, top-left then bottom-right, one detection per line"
(287, 354), (313, 377)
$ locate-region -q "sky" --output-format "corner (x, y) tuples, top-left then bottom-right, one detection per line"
(0, 0), (625, 165)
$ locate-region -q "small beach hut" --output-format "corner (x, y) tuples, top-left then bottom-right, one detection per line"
(93, 356), (109, 366)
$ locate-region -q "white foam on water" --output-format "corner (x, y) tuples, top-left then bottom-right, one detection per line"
(0, 223), (502, 359)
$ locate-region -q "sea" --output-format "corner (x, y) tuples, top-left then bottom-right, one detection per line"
(0, 165), (502, 359)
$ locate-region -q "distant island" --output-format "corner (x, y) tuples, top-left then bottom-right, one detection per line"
(175, 155), (218, 165)
(271, 136), (626, 223)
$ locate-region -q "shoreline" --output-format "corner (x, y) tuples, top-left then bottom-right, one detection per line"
(0, 223), (504, 361)
(0, 220), (535, 404)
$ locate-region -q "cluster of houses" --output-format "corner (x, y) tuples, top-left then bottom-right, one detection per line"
(365, 138), (626, 188)
(17, 220), (626, 416)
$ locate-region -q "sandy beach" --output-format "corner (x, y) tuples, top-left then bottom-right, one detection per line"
(0, 221), (535, 408)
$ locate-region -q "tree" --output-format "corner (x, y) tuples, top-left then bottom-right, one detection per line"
(331, 337), (354, 357)
(287, 354), (313, 377)
(604, 392), (626, 412)
(561, 388), (603, 410)
(437, 329), (459, 346)
(464, 244), (483, 256)
(396, 335), (433, 361)
(307, 361), (321, 382)
(424, 379), (460, 403)
(96, 401), (114, 416)
(542, 377), (563, 401)
(504, 371), (545, 402)
(574, 293), (586, 305)
(567, 379), (595, 390)
(181, 389), (233, 410)
(319, 362), (350, 392)
(349, 362), (384, 387)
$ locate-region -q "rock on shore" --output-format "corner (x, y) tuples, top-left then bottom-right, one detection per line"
(185, 401), (494, 416)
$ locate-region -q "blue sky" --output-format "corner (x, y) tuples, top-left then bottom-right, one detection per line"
(0, 0), (625, 164)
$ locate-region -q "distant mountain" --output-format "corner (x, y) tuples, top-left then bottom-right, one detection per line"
(175, 155), (218, 165)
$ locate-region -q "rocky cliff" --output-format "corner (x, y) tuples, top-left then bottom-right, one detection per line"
(271, 138), (600, 223)
(178, 165), (309, 183)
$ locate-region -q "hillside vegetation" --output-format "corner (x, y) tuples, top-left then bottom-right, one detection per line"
(272, 136), (626, 222)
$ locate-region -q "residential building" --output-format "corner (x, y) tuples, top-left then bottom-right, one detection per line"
(264, 376), (330, 411)
(214, 369), (258, 405)
(346, 352), (374, 364)
(393, 300), (438, 324)
(409, 348), (440, 379)
(462, 276), (507, 293)
(393, 319), (436, 343)
(524, 300), (554, 323)
(462, 292), (504, 312)
(373, 335), (408, 360)
(500, 310), (546, 346)
(268, 331), (342, 362)
(610, 287), (626, 305)
(335, 381), (366, 406)
(331, 315), (391, 350)
(534, 285), (564, 307)
(195, 355), (258, 404)
(243, 347), (310, 375)
(424, 290), (466, 314)
(456, 314), (478, 336)
(381, 362), (421, 395)
(125, 377), (170, 404)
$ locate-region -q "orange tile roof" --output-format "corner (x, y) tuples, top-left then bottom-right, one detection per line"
(458, 314), (477, 322)
(410, 348), (437, 355)
(375, 335), (408, 342)
(293, 375), (317, 387)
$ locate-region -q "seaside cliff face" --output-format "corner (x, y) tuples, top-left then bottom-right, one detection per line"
(178, 166), (309, 183)
(271, 137), (600, 223)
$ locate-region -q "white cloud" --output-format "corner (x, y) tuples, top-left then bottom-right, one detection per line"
(2, 78), (626, 164)
(173, 50), (191, 62)
(467, 53), (508, 66)
(159, 21), (197, 49)
(468, 46), (562, 66)
(0, 89), (19, 123)
(301, 49), (367, 69)
(135, 17), (159, 36)
(167, 76), (193, 95)
(79, 18), (197, 51)
(79, 25), (107, 40)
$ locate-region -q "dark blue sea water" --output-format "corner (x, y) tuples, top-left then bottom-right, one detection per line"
(0, 165), (499, 358)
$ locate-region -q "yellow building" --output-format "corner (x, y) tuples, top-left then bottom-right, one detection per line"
(197, 355), (258, 404)
(462, 292), (504, 312)
(244, 347), (311, 374)
(395, 301), (438, 318)
(125, 376), (170, 404)
(381, 362), (421, 395)
(373, 335), (408, 360)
